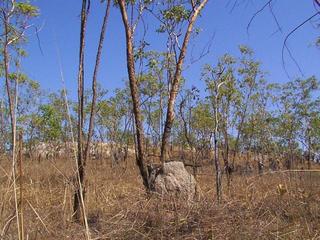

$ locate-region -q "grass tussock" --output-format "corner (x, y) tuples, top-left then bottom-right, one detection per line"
(0, 157), (319, 239)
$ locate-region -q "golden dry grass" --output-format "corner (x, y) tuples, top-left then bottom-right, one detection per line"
(0, 156), (319, 240)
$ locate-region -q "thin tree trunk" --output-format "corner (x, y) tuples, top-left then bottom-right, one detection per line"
(118, 0), (150, 189)
(84, 0), (111, 166)
(231, 85), (254, 167)
(222, 126), (231, 186)
(214, 109), (222, 203)
(160, 0), (209, 164)
(74, 0), (112, 223)
(0, 99), (5, 154)
(3, 8), (22, 239)
(179, 98), (197, 177)
(18, 132), (24, 240)
(3, 15), (15, 151)
(307, 127), (311, 169)
(73, 0), (89, 223)
(212, 82), (225, 203)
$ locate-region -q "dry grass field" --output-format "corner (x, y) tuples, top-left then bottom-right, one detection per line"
(0, 156), (319, 240)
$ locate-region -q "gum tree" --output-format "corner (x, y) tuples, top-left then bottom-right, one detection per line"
(118, 0), (209, 190)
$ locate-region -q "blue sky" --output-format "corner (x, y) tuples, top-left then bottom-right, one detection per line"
(22, 0), (320, 99)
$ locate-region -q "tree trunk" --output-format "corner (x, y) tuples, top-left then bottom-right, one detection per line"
(3, 6), (22, 238)
(73, 0), (88, 223)
(84, 0), (111, 164)
(222, 122), (231, 186)
(160, 0), (209, 164)
(118, 0), (150, 189)
(214, 129), (222, 203)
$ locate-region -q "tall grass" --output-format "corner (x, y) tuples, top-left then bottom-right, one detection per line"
(0, 156), (319, 239)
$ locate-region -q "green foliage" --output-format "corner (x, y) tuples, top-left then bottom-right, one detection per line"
(155, 0), (194, 33)
(239, 45), (253, 55)
(38, 104), (63, 141)
(96, 87), (133, 144)
(162, 5), (190, 22)
(8, 72), (29, 83)
(191, 102), (214, 131)
(15, 2), (39, 16)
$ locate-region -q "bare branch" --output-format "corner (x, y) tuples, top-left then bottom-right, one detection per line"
(282, 11), (320, 78)
(247, 0), (273, 35)
(268, 1), (282, 33)
(188, 32), (215, 67)
(34, 21), (46, 56)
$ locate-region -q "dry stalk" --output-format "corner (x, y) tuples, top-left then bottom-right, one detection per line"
(1, 212), (16, 238)
(18, 132), (24, 240)
(10, 73), (21, 240)
(55, 38), (90, 239)
(26, 200), (50, 234)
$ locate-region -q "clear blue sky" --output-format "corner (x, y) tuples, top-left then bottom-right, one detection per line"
(22, 0), (320, 99)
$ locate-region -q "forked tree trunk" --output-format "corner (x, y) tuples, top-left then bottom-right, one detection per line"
(119, 0), (208, 190)
(160, 0), (209, 164)
(73, 0), (111, 225)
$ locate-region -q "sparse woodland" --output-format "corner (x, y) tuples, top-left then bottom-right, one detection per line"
(0, 0), (320, 239)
